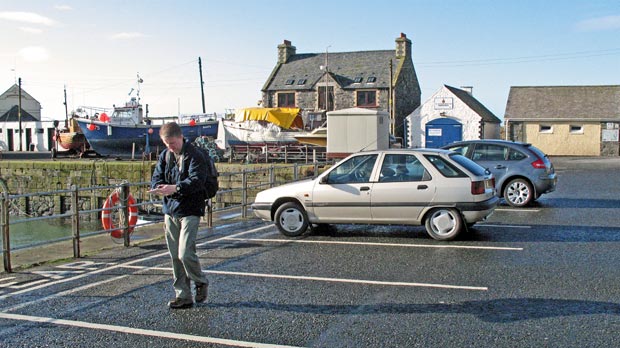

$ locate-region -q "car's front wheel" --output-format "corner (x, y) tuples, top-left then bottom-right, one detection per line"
(504, 178), (533, 207)
(424, 208), (463, 241)
(274, 202), (309, 237)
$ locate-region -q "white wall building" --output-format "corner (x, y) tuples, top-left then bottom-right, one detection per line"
(406, 85), (501, 148)
(0, 84), (57, 151)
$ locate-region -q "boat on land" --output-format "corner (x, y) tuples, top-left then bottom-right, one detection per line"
(75, 97), (218, 157)
(214, 107), (305, 149)
(293, 124), (327, 147)
(54, 117), (90, 155)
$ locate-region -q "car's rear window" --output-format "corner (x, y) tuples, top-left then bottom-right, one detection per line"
(425, 154), (468, 178)
(449, 154), (486, 176)
(526, 144), (548, 160)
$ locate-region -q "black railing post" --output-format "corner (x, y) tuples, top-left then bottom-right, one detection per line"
(206, 198), (213, 228)
(120, 183), (131, 247)
(71, 184), (81, 258)
(1, 178), (11, 273)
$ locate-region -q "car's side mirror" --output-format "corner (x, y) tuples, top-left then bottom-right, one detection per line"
(319, 176), (329, 184)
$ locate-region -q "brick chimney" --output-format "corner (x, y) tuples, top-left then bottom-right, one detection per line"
(395, 33), (411, 59)
(278, 40), (296, 64)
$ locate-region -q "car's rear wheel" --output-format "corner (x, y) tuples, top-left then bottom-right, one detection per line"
(424, 208), (463, 241)
(274, 202), (309, 237)
(504, 178), (533, 207)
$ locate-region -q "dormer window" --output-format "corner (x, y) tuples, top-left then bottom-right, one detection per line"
(353, 77), (363, 83)
(285, 79), (295, 85)
(297, 79), (307, 85)
(367, 76), (377, 83)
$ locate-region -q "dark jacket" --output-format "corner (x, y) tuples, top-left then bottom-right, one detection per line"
(151, 139), (207, 217)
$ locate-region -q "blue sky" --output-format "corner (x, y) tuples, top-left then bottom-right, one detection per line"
(1, 0), (619, 122)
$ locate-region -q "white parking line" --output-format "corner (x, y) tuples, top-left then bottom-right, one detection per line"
(225, 237), (524, 251)
(0, 312), (302, 348)
(477, 224), (531, 229)
(120, 265), (488, 291)
(495, 208), (540, 212)
(0, 225), (273, 301)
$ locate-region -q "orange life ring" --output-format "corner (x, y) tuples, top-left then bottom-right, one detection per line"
(101, 191), (139, 238)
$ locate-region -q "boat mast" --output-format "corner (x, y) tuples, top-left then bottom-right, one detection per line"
(199, 57), (206, 113)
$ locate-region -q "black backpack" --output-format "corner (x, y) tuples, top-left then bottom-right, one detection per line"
(166, 145), (219, 199)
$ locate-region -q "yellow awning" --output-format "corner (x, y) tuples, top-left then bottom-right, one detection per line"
(234, 107), (302, 129)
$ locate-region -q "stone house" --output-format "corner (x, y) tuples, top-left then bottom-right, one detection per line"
(406, 85), (501, 148)
(505, 85), (620, 156)
(261, 33), (421, 140)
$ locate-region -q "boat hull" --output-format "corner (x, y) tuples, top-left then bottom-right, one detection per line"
(58, 132), (88, 151)
(76, 119), (218, 157)
(215, 119), (300, 148)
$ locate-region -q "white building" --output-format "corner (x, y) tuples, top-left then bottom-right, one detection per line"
(406, 85), (501, 148)
(0, 84), (57, 151)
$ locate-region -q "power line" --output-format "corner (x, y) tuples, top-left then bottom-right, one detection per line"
(417, 48), (620, 67)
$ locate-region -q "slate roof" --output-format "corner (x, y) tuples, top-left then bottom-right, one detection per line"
(444, 85), (501, 124)
(263, 50), (400, 91)
(505, 85), (620, 120)
(0, 105), (38, 122)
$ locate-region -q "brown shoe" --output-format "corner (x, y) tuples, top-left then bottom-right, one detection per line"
(168, 297), (193, 309)
(195, 280), (208, 303)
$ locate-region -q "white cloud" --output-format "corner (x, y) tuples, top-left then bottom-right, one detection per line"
(18, 46), (50, 62)
(110, 32), (147, 40)
(576, 15), (620, 32)
(19, 26), (44, 34)
(0, 11), (56, 26)
(54, 5), (73, 11)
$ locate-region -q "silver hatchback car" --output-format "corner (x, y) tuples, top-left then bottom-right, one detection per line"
(252, 148), (498, 241)
(442, 140), (557, 207)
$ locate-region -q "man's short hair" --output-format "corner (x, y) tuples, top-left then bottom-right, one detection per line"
(160, 122), (183, 138)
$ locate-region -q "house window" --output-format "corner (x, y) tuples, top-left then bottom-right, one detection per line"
(356, 90), (377, 107)
(277, 92), (295, 107)
(318, 86), (334, 111)
(353, 77), (363, 83)
(297, 79), (307, 85)
(539, 125), (553, 134)
(367, 76), (376, 83)
(570, 125), (583, 134)
(285, 79), (295, 85)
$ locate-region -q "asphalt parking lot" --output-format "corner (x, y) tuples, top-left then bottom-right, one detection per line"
(1, 156), (619, 347)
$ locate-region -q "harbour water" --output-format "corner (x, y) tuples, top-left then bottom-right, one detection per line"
(7, 218), (104, 250)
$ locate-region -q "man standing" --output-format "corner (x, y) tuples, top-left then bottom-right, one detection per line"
(150, 122), (209, 309)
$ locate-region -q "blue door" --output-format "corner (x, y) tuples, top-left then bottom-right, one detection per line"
(425, 118), (462, 148)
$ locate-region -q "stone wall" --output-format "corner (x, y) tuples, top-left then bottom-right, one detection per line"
(0, 160), (325, 218)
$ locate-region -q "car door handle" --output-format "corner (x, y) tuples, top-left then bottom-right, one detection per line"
(417, 185), (428, 190)
(360, 186), (370, 191)
(495, 165), (506, 169)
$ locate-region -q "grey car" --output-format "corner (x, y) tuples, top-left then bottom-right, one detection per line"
(442, 139), (557, 207)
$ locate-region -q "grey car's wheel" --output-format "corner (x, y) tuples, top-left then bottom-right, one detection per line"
(424, 208), (463, 241)
(274, 202), (309, 237)
(504, 178), (533, 207)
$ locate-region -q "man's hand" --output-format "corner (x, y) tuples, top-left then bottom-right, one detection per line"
(147, 184), (176, 196)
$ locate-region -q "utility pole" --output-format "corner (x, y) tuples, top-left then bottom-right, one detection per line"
(64, 85), (69, 128)
(199, 57), (206, 113)
(18, 78), (23, 151)
(389, 60), (394, 135)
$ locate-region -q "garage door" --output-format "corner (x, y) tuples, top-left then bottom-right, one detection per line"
(425, 118), (462, 148)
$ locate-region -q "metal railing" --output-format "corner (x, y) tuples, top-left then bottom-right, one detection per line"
(0, 162), (331, 272)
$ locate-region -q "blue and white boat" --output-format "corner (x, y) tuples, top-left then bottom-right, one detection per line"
(75, 97), (218, 157)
